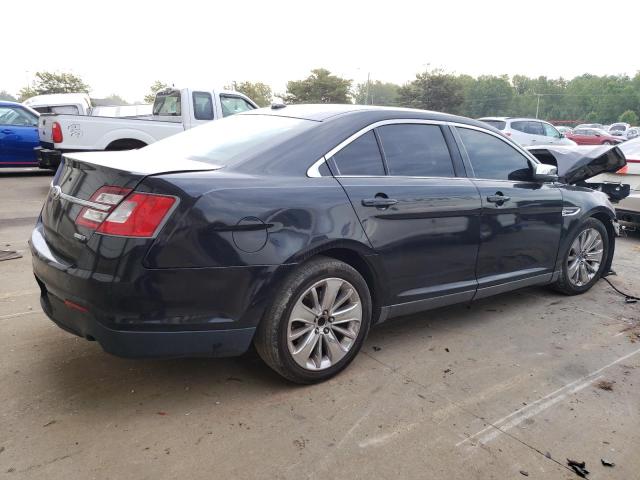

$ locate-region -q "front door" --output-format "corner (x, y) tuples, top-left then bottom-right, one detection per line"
(454, 126), (563, 298)
(330, 123), (482, 312)
(0, 105), (39, 166)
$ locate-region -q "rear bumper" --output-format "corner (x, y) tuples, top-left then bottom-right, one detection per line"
(35, 147), (62, 170)
(616, 192), (640, 225)
(37, 283), (255, 358)
(30, 223), (292, 358)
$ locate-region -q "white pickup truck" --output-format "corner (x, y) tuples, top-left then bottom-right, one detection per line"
(36, 87), (257, 169)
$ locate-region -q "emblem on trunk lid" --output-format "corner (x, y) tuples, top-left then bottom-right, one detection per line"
(50, 185), (62, 201)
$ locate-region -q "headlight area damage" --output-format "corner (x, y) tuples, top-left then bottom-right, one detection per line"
(527, 144), (630, 203)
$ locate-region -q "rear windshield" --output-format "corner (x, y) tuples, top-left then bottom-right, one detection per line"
(142, 114), (316, 166)
(610, 124), (626, 131)
(153, 91), (181, 116)
(480, 119), (506, 130)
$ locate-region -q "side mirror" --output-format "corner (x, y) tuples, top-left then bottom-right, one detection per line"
(533, 163), (558, 182)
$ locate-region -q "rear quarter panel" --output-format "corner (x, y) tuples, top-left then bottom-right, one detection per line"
(141, 172), (374, 269)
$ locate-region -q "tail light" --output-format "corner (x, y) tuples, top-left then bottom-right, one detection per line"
(52, 122), (63, 143)
(504, 132), (512, 137)
(75, 186), (176, 238)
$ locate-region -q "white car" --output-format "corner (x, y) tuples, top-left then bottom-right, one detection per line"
(608, 122), (630, 137)
(478, 117), (577, 147)
(624, 127), (640, 141)
(590, 138), (640, 226)
(24, 93), (93, 115)
(36, 87), (257, 169)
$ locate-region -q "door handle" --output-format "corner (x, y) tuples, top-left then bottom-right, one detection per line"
(487, 193), (511, 204)
(362, 198), (398, 207)
(0, 129), (13, 134)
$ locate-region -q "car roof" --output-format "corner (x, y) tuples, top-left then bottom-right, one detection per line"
(244, 103), (493, 129)
(0, 100), (24, 108)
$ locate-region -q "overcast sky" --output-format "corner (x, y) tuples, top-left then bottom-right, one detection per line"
(4, 0), (640, 102)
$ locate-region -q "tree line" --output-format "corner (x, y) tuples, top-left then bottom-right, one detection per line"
(3, 68), (639, 125)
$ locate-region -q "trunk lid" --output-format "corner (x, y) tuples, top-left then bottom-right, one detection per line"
(41, 150), (219, 261)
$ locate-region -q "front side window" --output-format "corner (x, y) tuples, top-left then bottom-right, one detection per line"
(192, 92), (214, 120)
(0, 106), (37, 126)
(331, 131), (385, 176)
(376, 124), (455, 177)
(543, 123), (560, 138)
(457, 127), (532, 181)
(221, 96), (255, 117)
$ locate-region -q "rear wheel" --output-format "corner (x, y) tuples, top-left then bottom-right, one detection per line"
(254, 257), (371, 383)
(551, 218), (609, 295)
(603, 140), (613, 145)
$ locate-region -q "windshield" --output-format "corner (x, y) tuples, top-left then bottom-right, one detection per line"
(610, 124), (626, 131)
(480, 119), (506, 130)
(142, 114), (317, 166)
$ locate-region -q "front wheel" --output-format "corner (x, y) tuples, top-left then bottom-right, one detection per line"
(551, 218), (609, 295)
(603, 140), (613, 145)
(254, 257), (372, 384)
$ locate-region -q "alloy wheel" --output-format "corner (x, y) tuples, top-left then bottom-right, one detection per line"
(567, 228), (603, 287)
(287, 278), (362, 371)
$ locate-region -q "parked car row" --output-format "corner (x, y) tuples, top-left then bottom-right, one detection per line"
(478, 117), (577, 147)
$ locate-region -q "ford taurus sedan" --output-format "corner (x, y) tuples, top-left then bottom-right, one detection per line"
(31, 105), (627, 383)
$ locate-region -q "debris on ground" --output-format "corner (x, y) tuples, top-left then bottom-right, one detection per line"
(596, 380), (615, 391)
(601, 459), (615, 467)
(567, 459), (589, 477)
(157, 411), (168, 416)
(42, 420), (56, 427)
(0, 250), (22, 262)
(372, 346), (382, 352)
(445, 347), (450, 352)
(519, 470), (529, 476)
(545, 451), (552, 459)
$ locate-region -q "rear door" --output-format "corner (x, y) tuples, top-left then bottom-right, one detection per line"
(454, 126), (562, 298)
(0, 105), (38, 165)
(332, 121), (481, 312)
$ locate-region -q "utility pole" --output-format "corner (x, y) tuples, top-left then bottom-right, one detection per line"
(365, 72), (371, 105)
(535, 93), (541, 119)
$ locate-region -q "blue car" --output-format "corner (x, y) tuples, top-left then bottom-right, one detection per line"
(0, 101), (39, 167)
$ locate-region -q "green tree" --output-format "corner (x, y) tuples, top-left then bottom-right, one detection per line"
(463, 75), (513, 117)
(0, 90), (17, 101)
(619, 109), (639, 125)
(229, 81), (272, 107)
(397, 69), (465, 113)
(144, 81), (169, 104)
(19, 71), (90, 101)
(285, 68), (352, 104)
(353, 80), (400, 106)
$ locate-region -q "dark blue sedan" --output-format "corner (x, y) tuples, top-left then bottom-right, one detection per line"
(31, 104), (627, 383)
(0, 101), (39, 167)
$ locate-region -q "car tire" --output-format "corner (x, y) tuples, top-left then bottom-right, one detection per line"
(551, 218), (609, 295)
(254, 256), (372, 384)
(603, 141), (612, 145)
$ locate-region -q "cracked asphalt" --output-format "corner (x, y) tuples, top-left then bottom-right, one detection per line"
(1, 171), (639, 479)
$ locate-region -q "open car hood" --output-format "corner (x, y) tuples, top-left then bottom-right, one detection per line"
(526, 144), (626, 184)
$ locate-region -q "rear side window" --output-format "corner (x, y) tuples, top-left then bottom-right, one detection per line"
(457, 127), (532, 181)
(331, 131), (385, 176)
(376, 124), (454, 177)
(480, 119), (506, 130)
(192, 91), (214, 120)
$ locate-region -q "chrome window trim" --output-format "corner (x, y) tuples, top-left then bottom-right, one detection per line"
(306, 118), (539, 178)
